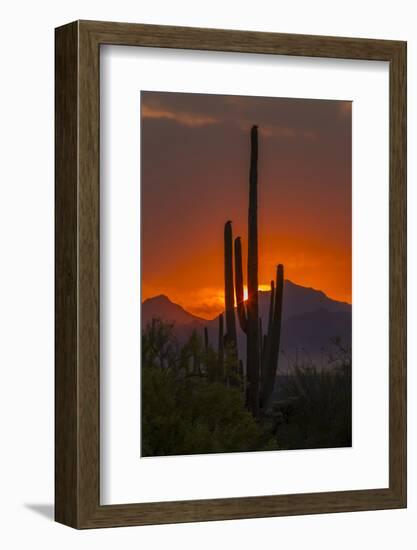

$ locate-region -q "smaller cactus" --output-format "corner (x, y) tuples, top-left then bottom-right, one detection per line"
(260, 264), (284, 409)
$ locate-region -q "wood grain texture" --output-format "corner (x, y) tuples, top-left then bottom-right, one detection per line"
(388, 41), (407, 503)
(55, 21), (79, 527)
(55, 20), (407, 529)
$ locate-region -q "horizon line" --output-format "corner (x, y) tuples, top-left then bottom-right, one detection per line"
(142, 278), (352, 321)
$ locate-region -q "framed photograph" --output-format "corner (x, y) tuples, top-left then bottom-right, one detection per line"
(55, 20), (406, 528)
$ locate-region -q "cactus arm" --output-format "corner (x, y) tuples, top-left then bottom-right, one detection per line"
(261, 264), (284, 409)
(234, 236), (247, 333)
(224, 221), (237, 347)
(260, 279), (274, 404)
(267, 280), (275, 336)
(270, 264), (284, 374)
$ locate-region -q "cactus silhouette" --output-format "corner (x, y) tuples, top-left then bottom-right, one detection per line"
(230, 127), (260, 414)
(260, 264), (284, 409)
(234, 236), (247, 333)
(246, 126), (260, 416)
(224, 221), (237, 349)
(231, 125), (284, 417)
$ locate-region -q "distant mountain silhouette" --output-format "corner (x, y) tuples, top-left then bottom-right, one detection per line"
(142, 294), (205, 326)
(142, 281), (351, 368)
(263, 280), (350, 321)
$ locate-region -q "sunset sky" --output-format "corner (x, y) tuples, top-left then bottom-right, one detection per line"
(141, 91), (352, 319)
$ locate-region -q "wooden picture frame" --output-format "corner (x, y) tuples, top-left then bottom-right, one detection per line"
(55, 20), (407, 529)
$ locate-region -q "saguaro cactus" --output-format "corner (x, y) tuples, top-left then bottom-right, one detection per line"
(234, 236), (247, 333)
(233, 126), (259, 414)
(224, 221), (237, 349)
(246, 126), (260, 416)
(232, 126), (261, 415)
(233, 126), (284, 416)
(260, 264), (284, 409)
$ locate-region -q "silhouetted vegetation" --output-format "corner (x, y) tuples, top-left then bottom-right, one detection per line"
(142, 319), (274, 456)
(267, 365), (352, 450)
(141, 319), (351, 456)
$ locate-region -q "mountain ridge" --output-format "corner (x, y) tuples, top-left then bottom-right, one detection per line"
(142, 281), (351, 367)
(142, 293), (206, 326)
(142, 279), (351, 326)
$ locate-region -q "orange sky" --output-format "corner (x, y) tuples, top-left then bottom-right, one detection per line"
(141, 92), (352, 319)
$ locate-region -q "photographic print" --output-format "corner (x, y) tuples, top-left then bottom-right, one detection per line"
(141, 91), (352, 457)
(55, 21), (406, 527)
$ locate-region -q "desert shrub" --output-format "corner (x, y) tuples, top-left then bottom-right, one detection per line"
(270, 362), (352, 450)
(141, 320), (273, 456)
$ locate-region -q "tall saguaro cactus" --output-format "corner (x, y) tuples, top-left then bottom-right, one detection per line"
(246, 126), (260, 416)
(232, 125), (284, 417)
